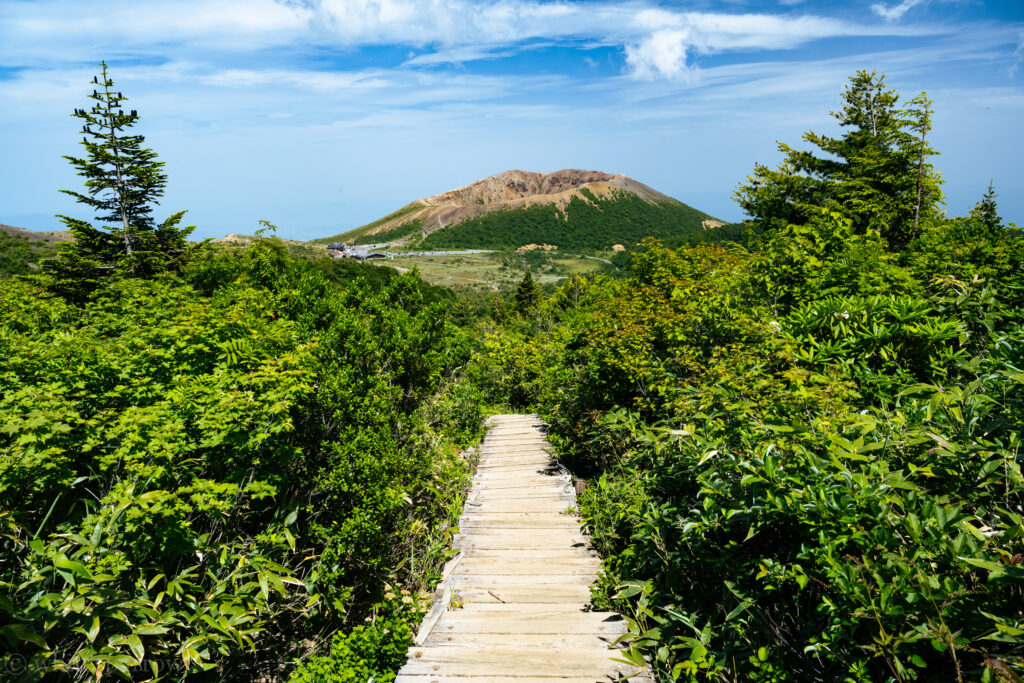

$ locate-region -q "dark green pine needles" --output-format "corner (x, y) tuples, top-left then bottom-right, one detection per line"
(44, 60), (195, 299)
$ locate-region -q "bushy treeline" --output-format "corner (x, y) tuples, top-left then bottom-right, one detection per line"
(419, 189), (716, 251)
(480, 72), (1024, 681)
(1, 236), (485, 681)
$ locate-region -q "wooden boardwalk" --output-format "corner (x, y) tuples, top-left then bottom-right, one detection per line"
(397, 414), (647, 682)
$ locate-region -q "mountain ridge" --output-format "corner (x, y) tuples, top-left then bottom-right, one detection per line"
(313, 169), (720, 248)
(0, 223), (74, 245)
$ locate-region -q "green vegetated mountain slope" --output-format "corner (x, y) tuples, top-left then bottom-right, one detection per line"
(0, 223), (72, 276)
(315, 169), (739, 250)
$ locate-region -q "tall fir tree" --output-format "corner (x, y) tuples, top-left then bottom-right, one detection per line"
(44, 61), (194, 299)
(514, 271), (541, 315)
(735, 70), (943, 250)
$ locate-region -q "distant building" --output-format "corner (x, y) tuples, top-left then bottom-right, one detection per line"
(326, 241), (389, 261)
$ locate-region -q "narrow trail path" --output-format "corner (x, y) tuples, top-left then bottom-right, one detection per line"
(396, 414), (647, 681)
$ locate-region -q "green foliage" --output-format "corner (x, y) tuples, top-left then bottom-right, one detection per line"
(289, 587), (430, 683)
(514, 271), (541, 315)
(1, 237), (480, 679)
(61, 61), (167, 232)
(43, 61), (195, 299)
(419, 191), (717, 251)
(479, 72), (1024, 681)
(969, 181), (1003, 233)
(495, 233), (1024, 681)
(736, 70), (943, 250)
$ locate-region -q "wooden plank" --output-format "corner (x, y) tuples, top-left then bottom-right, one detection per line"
(452, 561), (600, 576)
(456, 529), (586, 541)
(432, 609), (626, 635)
(450, 574), (598, 587)
(469, 491), (573, 503)
(400, 646), (634, 676)
(398, 675), (651, 683)
(454, 534), (590, 549)
(458, 524), (582, 534)
(456, 547), (595, 560)
(397, 677), (607, 683)
(469, 481), (571, 493)
(481, 439), (548, 445)
(470, 478), (572, 490)
(420, 633), (615, 648)
(444, 585), (594, 605)
(468, 472), (561, 481)
(474, 462), (556, 472)
(465, 502), (574, 514)
(471, 464), (560, 474)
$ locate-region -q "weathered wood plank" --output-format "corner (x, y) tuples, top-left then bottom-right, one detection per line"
(458, 513), (581, 529)
(465, 500), (574, 514)
(454, 559), (601, 575)
(420, 633), (615, 647)
(454, 534), (590, 549)
(444, 585), (594, 605)
(431, 609), (626, 635)
(400, 646), (634, 676)
(457, 547), (595, 560)
(450, 574), (598, 587)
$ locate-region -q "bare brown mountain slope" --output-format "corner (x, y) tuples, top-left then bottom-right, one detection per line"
(316, 169), (678, 244)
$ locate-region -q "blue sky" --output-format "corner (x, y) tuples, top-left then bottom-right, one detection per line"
(1, 0), (1022, 240)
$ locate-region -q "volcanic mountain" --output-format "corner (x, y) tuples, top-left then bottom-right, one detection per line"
(316, 169), (729, 251)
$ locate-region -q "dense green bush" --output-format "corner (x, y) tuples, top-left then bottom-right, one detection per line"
(497, 225), (1024, 681)
(290, 587), (430, 683)
(478, 75), (1024, 681)
(0, 236), (481, 680)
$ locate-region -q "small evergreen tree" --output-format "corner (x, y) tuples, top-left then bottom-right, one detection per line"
(736, 70), (943, 250)
(44, 61), (194, 298)
(969, 181), (1002, 233)
(514, 271), (540, 315)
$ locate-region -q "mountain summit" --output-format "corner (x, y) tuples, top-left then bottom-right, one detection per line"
(317, 169), (726, 250)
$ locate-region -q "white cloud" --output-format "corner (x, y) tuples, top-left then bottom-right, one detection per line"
(625, 29), (693, 80)
(0, 0), (934, 81)
(871, 0), (925, 22)
(404, 45), (519, 66)
(199, 68), (392, 91)
(621, 10), (914, 80)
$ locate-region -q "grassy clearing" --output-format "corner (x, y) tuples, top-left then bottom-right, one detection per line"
(368, 251), (609, 292)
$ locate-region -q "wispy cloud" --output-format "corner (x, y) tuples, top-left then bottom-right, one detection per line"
(871, 0), (926, 22)
(1012, 32), (1024, 77)
(0, 0), (937, 81)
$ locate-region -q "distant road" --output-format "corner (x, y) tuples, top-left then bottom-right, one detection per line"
(387, 250), (495, 258)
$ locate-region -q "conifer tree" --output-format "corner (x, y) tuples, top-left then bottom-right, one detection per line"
(736, 70), (943, 250)
(969, 181), (1002, 232)
(514, 271), (541, 315)
(44, 61), (194, 298)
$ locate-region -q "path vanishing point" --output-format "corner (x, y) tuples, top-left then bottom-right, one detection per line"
(396, 414), (649, 681)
